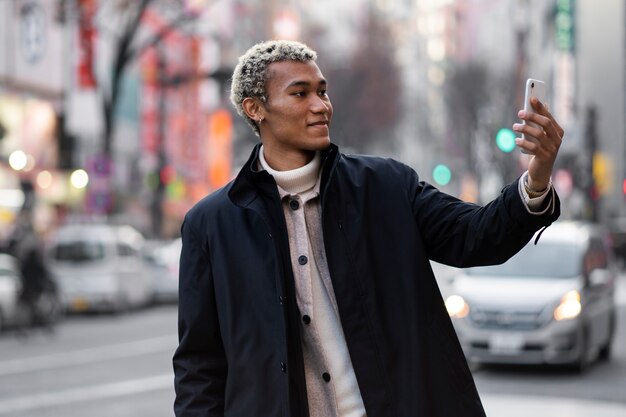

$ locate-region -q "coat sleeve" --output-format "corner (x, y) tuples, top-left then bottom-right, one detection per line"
(173, 217), (227, 417)
(408, 168), (560, 268)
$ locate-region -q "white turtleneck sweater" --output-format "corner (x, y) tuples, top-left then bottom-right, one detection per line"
(259, 146), (367, 417)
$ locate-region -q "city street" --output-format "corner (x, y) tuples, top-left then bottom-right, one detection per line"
(0, 275), (625, 417)
(1, 1), (625, 416)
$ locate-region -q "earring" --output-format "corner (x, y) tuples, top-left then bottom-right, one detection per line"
(258, 117), (264, 124)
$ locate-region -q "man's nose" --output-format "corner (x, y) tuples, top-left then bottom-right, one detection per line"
(311, 96), (330, 113)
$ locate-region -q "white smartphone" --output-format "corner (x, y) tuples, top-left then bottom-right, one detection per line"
(520, 78), (547, 154)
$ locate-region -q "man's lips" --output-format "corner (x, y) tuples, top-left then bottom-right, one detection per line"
(308, 121), (329, 127)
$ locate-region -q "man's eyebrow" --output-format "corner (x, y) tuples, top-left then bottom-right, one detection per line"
(286, 79), (327, 88)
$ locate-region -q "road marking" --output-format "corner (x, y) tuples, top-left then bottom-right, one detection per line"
(0, 335), (176, 376)
(0, 374), (172, 415)
(482, 393), (626, 417)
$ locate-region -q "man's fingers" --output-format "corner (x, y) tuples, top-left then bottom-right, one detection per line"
(531, 98), (565, 138)
(513, 122), (545, 141)
(520, 107), (563, 148)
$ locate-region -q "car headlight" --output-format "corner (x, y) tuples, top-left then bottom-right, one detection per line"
(554, 290), (581, 321)
(445, 295), (470, 318)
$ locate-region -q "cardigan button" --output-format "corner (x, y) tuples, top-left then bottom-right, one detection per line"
(322, 372), (331, 382)
(298, 255), (308, 265)
(289, 200), (300, 210)
(302, 315), (311, 325)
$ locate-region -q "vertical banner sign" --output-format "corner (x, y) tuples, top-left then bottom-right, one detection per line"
(207, 109), (232, 189)
(77, 0), (97, 89)
(555, 0), (575, 52)
(142, 8), (207, 212)
(187, 37), (204, 182)
(554, 0), (575, 128)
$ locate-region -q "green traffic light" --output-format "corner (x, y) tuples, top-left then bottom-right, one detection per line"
(433, 164), (452, 186)
(496, 128), (516, 153)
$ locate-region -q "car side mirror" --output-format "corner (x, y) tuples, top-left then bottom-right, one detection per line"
(589, 268), (611, 287)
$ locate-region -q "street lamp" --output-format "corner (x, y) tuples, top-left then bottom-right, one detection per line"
(70, 169), (89, 189)
(8, 150), (28, 171)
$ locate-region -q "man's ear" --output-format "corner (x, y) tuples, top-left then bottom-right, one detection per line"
(242, 98), (264, 122)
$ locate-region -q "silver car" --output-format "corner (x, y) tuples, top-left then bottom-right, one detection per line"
(143, 238), (181, 303)
(445, 221), (617, 371)
(48, 224), (152, 313)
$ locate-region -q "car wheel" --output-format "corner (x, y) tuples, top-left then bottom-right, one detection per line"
(598, 313), (616, 361)
(572, 327), (590, 373)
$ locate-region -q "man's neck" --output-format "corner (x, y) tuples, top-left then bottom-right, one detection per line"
(259, 146), (321, 194)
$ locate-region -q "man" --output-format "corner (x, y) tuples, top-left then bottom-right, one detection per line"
(174, 40), (562, 417)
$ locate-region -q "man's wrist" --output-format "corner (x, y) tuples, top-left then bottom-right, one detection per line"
(525, 177), (548, 198)
(524, 183), (547, 198)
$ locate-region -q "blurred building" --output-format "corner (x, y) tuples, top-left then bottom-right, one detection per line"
(0, 0), (69, 237)
(1, 0), (624, 238)
(1, 0), (240, 238)
(576, 0), (625, 222)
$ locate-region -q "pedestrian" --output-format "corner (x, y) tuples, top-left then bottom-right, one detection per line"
(173, 40), (563, 417)
(9, 220), (57, 330)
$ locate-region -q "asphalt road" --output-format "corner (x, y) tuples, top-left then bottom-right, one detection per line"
(0, 280), (624, 417)
(473, 302), (626, 404)
(0, 306), (178, 417)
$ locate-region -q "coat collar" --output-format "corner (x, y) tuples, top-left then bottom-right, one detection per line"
(228, 143), (340, 208)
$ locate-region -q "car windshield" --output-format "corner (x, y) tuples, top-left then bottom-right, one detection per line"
(466, 241), (582, 278)
(53, 241), (105, 262)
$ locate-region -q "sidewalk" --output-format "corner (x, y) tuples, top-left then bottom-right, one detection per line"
(482, 393), (626, 417)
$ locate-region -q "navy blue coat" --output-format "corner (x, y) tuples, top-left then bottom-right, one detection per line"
(173, 143), (560, 416)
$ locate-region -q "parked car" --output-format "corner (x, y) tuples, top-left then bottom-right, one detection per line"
(445, 221), (617, 372)
(48, 224), (153, 313)
(0, 253), (22, 331)
(143, 238), (181, 303)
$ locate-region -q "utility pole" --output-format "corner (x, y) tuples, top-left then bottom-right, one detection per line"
(585, 105), (598, 222)
(150, 45), (167, 237)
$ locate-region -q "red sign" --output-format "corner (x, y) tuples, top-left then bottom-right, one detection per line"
(77, 0), (97, 89)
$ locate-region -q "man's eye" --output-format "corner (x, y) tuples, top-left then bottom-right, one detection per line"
(319, 90), (328, 97)
(292, 91), (305, 97)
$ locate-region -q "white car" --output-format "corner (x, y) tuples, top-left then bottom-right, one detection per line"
(143, 238), (181, 303)
(445, 221), (617, 372)
(0, 253), (22, 331)
(48, 224), (153, 313)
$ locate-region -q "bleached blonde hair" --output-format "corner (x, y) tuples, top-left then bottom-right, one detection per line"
(229, 40), (318, 136)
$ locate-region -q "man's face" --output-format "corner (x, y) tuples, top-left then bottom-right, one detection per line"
(259, 60), (333, 163)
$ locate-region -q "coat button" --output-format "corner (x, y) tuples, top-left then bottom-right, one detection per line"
(279, 296), (287, 305)
(302, 315), (311, 325)
(281, 362), (287, 373)
(289, 200), (300, 210)
(298, 255), (308, 265)
(322, 372), (331, 382)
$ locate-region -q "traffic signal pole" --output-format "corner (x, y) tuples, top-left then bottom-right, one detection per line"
(585, 105), (598, 222)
